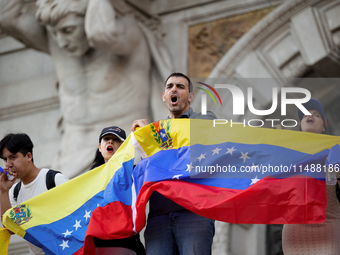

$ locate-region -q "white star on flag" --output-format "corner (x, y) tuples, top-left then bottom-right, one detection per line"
(84, 210), (91, 221)
(186, 162), (194, 172)
(226, 147), (236, 155)
(212, 147), (222, 155)
(59, 240), (69, 250)
(250, 176), (261, 185)
(73, 220), (82, 231)
(239, 152), (250, 162)
(197, 153), (206, 162)
(172, 174), (183, 179)
(61, 229), (73, 238)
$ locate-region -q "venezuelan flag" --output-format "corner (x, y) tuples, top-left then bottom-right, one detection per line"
(3, 119), (340, 254)
(3, 135), (136, 255)
(130, 119), (340, 233)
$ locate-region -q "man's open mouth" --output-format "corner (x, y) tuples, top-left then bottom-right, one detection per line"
(171, 95), (178, 104)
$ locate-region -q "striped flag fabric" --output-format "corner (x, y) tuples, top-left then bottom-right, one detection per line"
(2, 119), (340, 254)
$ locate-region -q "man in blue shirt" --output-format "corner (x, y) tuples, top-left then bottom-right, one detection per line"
(131, 72), (216, 255)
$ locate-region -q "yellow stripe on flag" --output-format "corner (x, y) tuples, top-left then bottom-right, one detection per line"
(189, 119), (339, 154)
(133, 119), (340, 157)
(0, 228), (11, 254)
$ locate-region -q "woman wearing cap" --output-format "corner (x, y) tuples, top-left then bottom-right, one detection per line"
(91, 126), (127, 169)
(282, 99), (340, 254)
(90, 126), (145, 255)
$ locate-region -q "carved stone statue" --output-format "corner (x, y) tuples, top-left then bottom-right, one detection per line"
(0, 0), (173, 177)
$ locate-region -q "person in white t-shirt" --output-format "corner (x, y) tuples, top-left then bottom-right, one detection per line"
(0, 133), (69, 255)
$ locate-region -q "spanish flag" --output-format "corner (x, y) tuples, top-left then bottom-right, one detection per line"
(3, 119), (340, 255)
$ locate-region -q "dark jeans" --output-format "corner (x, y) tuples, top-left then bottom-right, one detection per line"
(144, 210), (215, 255)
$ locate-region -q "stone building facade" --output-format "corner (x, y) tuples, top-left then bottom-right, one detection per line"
(1, 0), (339, 254)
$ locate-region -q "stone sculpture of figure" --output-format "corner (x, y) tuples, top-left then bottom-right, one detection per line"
(0, 0), (172, 177)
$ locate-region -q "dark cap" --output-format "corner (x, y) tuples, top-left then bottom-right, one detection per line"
(297, 98), (327, 126)
(99, 126), (126, 143)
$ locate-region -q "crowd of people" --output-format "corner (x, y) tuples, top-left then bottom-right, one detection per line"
(0, 72), (338, 255)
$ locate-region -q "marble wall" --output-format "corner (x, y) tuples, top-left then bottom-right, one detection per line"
(0, 37), (60, 170)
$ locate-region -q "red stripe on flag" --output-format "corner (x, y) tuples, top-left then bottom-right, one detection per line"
(81, 175), (326, 254)
(83, 201), (135, 255)
(135, 176), (326, 226)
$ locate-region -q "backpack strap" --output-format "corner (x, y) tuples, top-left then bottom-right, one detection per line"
(46, 169), (61, 190)
(13, 169), (61, 202)
(13, 181), (22, 202)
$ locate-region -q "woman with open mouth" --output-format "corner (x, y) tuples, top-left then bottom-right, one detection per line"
(90, 126), (145, 255)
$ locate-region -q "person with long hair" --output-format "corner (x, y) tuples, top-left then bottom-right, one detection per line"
(282, 99), (340, 254)
(90, 126), (145, 255)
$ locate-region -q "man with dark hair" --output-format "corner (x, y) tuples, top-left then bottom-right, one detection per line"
(165, 72), (194, 93)
(131, 73), (216, 255)
(0, 133), (34, 162)
(0, 133), (69, 255)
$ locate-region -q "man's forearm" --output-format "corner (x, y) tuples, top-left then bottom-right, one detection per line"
(85, 0), (118, 47)
(0, 0), (49, 53)
(0, 0), (23, 29)
(85, 0), (139, 54)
